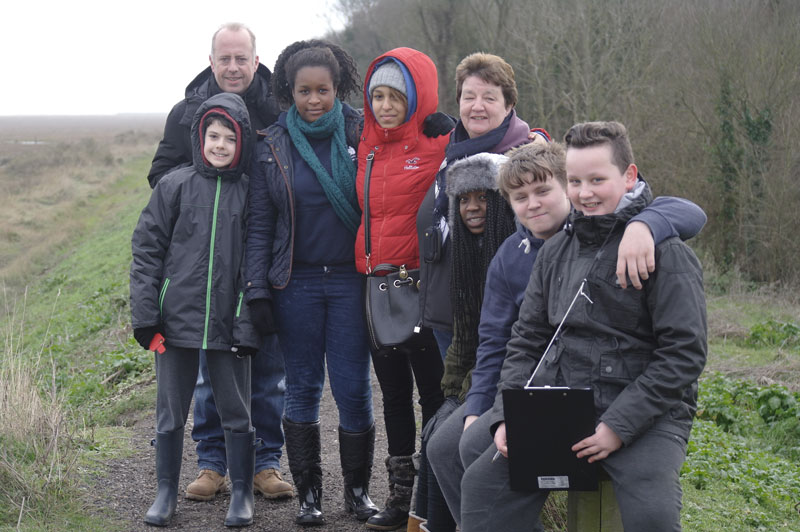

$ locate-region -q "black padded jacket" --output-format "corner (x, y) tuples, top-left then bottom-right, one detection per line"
(131, 93), (258, 351)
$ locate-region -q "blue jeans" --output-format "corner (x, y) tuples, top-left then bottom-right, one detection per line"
(272, 264), (373, 433)
(432, 328), (452, 361)
(192, 334), (286, 475)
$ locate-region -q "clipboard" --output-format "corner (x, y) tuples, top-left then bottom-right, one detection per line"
(502, 386), (598, 491)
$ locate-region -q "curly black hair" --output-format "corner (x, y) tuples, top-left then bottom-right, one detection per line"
(271, 39), (361, 109)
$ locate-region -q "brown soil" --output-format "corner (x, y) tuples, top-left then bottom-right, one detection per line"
(82, 369), (395, 532)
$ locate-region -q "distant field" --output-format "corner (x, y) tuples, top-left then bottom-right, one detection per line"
(0, 114), (166, 141)
(0, 114), (164, 291)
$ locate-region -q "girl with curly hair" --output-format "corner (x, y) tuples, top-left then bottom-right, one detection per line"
(244, 39), (374, 527)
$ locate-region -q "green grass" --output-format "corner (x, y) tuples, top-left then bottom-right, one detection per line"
(683, 372), (800, 530)
(1, 152), (157, 529)
(17, 157), (154, 408)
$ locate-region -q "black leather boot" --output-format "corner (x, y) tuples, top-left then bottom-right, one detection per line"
(144, 427), (184, 526)
(365, 455), (416, 530)
(224, 429), (255, 527)
(339, 425), (379, 520)
(283, 417), (325, 526)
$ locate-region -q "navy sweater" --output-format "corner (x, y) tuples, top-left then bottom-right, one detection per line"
(280, 112), (357, 267)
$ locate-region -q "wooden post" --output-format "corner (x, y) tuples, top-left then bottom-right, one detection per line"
(566, 475), (623, 532)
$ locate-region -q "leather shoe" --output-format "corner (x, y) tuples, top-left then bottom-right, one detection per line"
(254, 468), (293, 499)
(185, 469), (227, 501)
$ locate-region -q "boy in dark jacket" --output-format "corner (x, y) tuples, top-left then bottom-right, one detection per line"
(130, 92), (259, 527)
(459, 122), (707, 531)
(427, 141), (706, 529)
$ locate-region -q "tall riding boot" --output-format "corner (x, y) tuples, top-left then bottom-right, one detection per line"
(366, 455), (416, 530)
(339, 425), (379, 520)
(224, 429), (256, 527)
(144, 427), (184, 526)
(283, 417), (324, 526)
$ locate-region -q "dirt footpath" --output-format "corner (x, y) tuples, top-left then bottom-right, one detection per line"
(83, 369), (395, 532)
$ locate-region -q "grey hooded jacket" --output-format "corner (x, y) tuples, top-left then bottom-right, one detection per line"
(130, 92), (259, 350)
(490, 184), (707, 445)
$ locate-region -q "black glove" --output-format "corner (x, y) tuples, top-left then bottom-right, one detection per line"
(249, 298), (277, 336)
(133, 325), (162, 350)
(232, 345), (258, 357)
(422, 112), (456, 138)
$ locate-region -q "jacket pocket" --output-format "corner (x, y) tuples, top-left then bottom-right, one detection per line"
(587, 263), (647, 332)
(159, 278), (171, 315)
(596, 352), (650, 385)
(596, 352), (650, 412)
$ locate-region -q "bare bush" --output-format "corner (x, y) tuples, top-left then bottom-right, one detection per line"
(327, 0), (800, 287)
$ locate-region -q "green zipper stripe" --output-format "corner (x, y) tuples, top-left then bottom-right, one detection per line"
(236, 292), (244, 318)
(158, 278), (170, 314)
(203, 177), (222, 349)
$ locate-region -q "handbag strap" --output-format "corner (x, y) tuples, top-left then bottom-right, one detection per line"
(371, 264), (400, 275)
(363, 150), (375, 273)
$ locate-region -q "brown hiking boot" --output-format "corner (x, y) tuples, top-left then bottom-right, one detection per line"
(254, 468), (294, 499)
(185, 469), (227, 501)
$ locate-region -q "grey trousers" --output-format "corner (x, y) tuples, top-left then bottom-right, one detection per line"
(459, 411), (687, 532)
(427, 403), (485, 527)
(155, 345), (252, 434)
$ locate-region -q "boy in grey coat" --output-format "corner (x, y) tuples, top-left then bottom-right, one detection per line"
(459, 122), (707, 532)
(131, 92), (259, 527)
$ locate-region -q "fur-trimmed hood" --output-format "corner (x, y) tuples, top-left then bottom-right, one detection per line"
(445, 152), (508, 227)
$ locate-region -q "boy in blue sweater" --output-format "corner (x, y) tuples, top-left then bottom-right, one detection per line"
(427, 140), (706, 529)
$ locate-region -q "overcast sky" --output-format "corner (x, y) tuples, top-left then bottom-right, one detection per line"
(3, 0), (344, 116)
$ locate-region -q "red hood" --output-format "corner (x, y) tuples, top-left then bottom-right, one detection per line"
(362, 47), (439, 146)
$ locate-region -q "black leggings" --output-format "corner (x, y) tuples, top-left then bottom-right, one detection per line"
(371, 330), (445, 457)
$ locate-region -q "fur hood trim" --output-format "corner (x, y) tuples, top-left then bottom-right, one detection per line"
(445, 152), (508, 199)
(446, 152), (508, 230)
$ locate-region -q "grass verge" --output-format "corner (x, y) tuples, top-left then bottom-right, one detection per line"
(0, 150), (156, 529)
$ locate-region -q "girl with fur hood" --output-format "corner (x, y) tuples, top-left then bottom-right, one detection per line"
(441, 153), (516, 405)
(419, 153), (518, 532)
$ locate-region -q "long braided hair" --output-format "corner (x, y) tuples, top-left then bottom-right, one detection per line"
(446, 154), (516, 356)
(271, 39), (361, 109)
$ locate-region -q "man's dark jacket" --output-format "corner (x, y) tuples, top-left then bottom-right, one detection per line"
(147, 64), (280, 188)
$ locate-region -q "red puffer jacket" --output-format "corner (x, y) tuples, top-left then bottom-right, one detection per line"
(355, 47), (450, 274)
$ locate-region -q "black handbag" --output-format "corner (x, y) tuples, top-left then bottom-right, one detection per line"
(362, 151), (423, 352)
